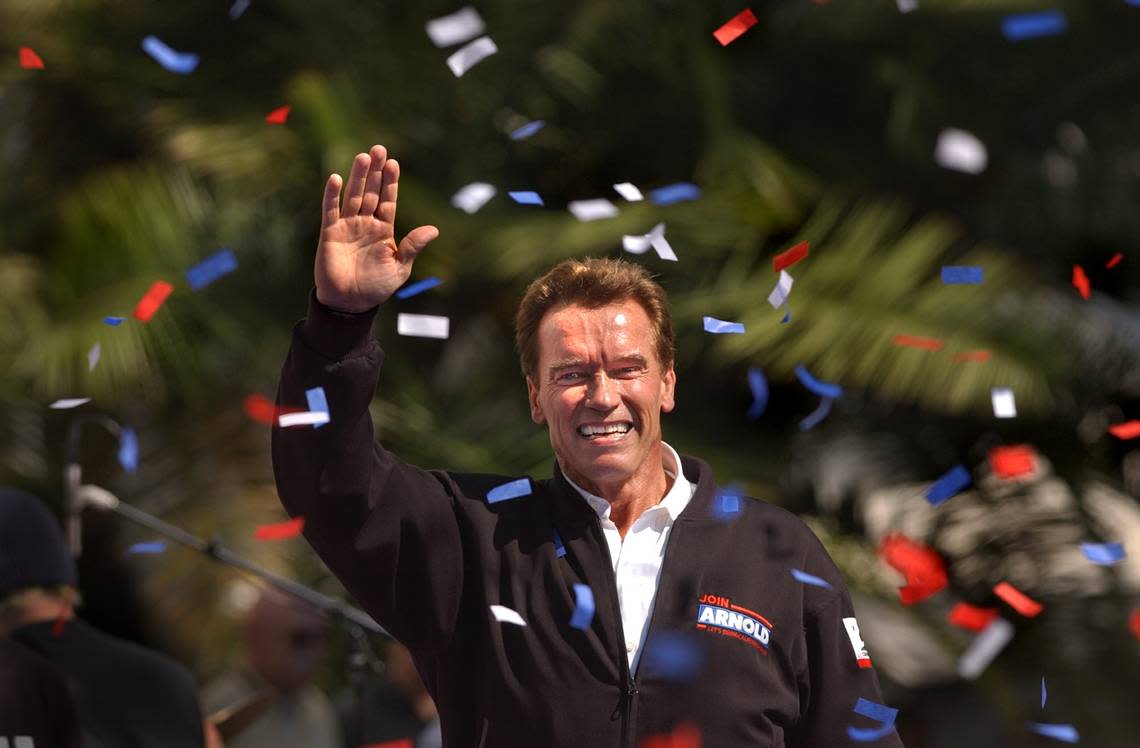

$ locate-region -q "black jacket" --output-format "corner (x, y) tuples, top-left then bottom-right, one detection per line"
(273, 294), (903, 747)
(0, 637), (82, 748)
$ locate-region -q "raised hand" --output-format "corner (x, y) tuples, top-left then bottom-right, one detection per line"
(314, 145), (439, 312)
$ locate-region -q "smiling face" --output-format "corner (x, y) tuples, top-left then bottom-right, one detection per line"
(526, 299), (676, 496)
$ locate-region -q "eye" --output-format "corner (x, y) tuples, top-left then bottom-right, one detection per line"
(613, 366), (644, 378)
(556, 371), (586, 383)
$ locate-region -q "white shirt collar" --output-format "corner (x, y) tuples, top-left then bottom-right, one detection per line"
(563, 442), (693, 522)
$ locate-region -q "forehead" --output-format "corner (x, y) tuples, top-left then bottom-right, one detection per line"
(536, 300), (653, 365)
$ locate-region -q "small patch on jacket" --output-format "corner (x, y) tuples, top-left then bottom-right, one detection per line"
(695, 593), (772, 653)
(843, 616), (873, 669)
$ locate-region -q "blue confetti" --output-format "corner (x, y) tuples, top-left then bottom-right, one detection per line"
(104, 316), (126, 326)
(791, 568), (833, 590)
(305, 386), (329, 430)
(794, 364), (843, 400)
(1026, 722), (1079, 743)
(941, 266), (984, 284)
(127, 540), (167, 555)
(1002, 11), (1067, 42)
(509, 120), (545, 140)
(781, 304), (791, 324)
(1080, 541), (1125, 565)
(185, 247), (238, 290)
(798, 397), (834, 431)
(703, 316), (745, 334)
(848, 724), (897, 742)
(569, 584), (595, 630)
(641, 631), (702, 681)
(649, 182), (702, 206)
(847, 698), (899, 742)
(118, 426), (138, 473)
(712, 484), (745, 521)
(508, 191), (544, 206)
(1041, 677), (1047, 709)
(925, 464), (972, 506)
(487, 477), (532, 504)
(395, 277), (443, 300)
(141, 35), (200, 75)
(746, 367), (768, 420)
(553, 528), (566, 558)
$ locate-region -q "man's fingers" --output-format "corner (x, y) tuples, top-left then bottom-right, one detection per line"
(376, 158), (400, 227)
(321, 173), (342, 231)
(342, 152), (371, 217)
(358, 145), (387, 217)
(397, 225), (440, 264)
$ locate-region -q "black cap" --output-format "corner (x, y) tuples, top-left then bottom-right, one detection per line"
(0, 488), (77, 598)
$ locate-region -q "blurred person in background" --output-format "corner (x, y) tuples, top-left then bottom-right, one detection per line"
(202, 589), (342, 748)
(339, 642), (441, 748)
(0, 486), (209, 748)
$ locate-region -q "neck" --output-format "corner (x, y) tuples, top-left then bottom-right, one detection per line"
(566, 442), (675, 538)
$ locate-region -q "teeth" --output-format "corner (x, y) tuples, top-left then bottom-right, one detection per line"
(579, 423), (632, 437)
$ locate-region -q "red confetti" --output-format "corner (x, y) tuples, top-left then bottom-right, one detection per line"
(1072, 265), (1090, 300)
(892, 335), (944, 352)
(360, 742), (413, 748)
(712, 9), (758, 47)
(640, 722), (702, 748)
(243, 394), (302, 425)
(952, 350), (991, 363)
(773, 241), (810, 272)
(19, 47), (45, 69)
(993, 581), (1043, 618)
(254, 516), (305, 541)
(265, 105), (291, 125)
(879, 534), (948, 605)
(133, 280), (174, 322)
(1130, 608), (1140, 642)
(1108, 421), (1140, 440)
(947, 602), (999, 632)
(1106, 253), (1124, 269)
(989, 445), (1037, 479)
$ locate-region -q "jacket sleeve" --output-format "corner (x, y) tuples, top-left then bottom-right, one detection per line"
(272, 291), (465, 655)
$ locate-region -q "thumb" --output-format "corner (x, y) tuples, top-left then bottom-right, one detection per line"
(397, 225), (440, 264)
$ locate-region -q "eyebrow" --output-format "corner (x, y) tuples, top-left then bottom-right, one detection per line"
(547, 354), (649, 374)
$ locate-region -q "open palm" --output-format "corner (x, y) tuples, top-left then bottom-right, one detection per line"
(315, 145), (439, 312)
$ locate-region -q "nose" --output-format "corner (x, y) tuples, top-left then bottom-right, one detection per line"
(585, 371), (619, 410)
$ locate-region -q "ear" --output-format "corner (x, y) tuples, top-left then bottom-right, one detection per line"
(661, 366), (677, 414)
(526, 376), (546, 424)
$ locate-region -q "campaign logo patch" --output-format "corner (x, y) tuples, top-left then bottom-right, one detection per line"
(695, 593), (772, 653)
(843, 616), (873, 669)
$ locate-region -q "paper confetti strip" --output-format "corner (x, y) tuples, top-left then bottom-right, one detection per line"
(746, 367), (768, 420)
(794, 364), (843, 399)
(623, 223), (676, 261)
(490, 604), (527, 626)
(947, 602), (999, 632)
(1080, 542), (1125, 566)
(1002, 11), (1068, 42)
(798, 397), (834, 431)
(791, 568), (833, 590)
(567, 199), (618, 222)
(1041, 677), (1047, 708)
(613, 182), (643, 201)
(141, 35), (200, 74)
(133, 280), (174, 322)
(446, 35), (497, 77)
(244, 394), (300, 425)
(254, 516), (305, 541)
(507, 190), (543, 206)
(509, 120), (545, 140)
(50, 398), (91, 410)
(229, 0), (251, 19)
(277, 411), (331, 428)
(935, 129), (987, 174)
(767, 270), (794, 308)
(451, 182), (496, 214)
(118, 426), (138, 473)
(305, 387), (329, 429)
(264, 105), (291, 124)
(958, 617), (1014, 679)
(186, 248), (238, 290)
(713, 9), (758, 47)
(953, 350), (991, 362)
(569, 584), (595, 630)
(552, 528), (566, 558)
(991, 387), (1017, 418)
(104, 316), (126, 326)
(1025, 722), (1079, 743)
(397, 313), (450, 339)
(88, 343), (101, 371)
(941, 265), (984, 284)
(395, 277), (443, 300)
(879, 534), (948, 604)
(1106, 252), (1124, 269)
(989, 445), (1036, 478)
(846, 697), (899, 742)
(773, 241), (809, 272)
(1072, 264), (1090, 299)
(703, 316), (745, 334)
(19, 46), (45, 69)
(486, 478), (532, 504)
(649, 182), (701, 205)
(127, 540), (167, 555)
(993, 581), (1043, 617)
(1108, 420), (1140, 440)
(426, 6), (485, 47)
(892, 335), (943, 351)
(925, 464), (971, 506)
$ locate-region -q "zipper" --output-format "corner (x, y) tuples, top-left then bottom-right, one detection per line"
(590, 516), (639, 747)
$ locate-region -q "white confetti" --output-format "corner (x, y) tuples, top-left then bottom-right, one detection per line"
(397, 313), (450, 339)
(935, 128), (988, 174)
(425, 7), (485, 48)
(767, 270), (794, 309)
(87, 343), (101, 371)
(897, 0), (918, 12)
(991, 388), (1017, 418)
(451, 182), (496, 214)
(567, 199), (619, 222)
(622, 223), (675, 261)
(446, 35), (497, 77)
(49, 398), (91, 410)
(958, 618), (1014, 680)
(489, 604), (527, 627)
(278, 411), (331, 428)
(613, 182), (644, 202)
